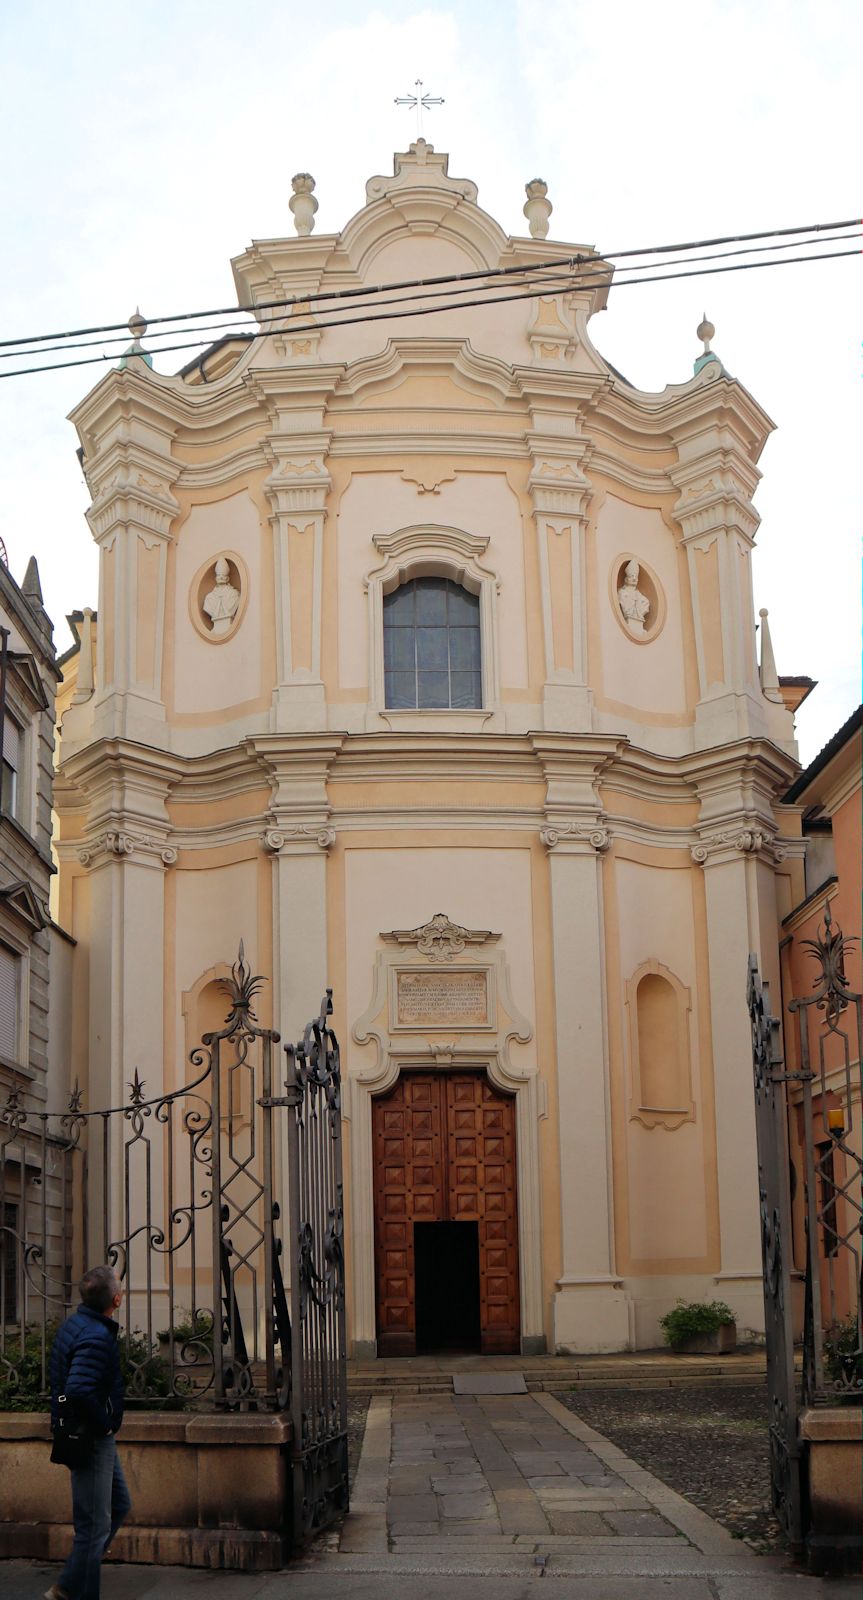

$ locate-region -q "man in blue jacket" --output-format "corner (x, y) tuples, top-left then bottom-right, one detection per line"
(47, 1266), (131, 1600)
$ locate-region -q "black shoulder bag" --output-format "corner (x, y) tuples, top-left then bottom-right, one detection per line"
(50, 1394), (94, 1469)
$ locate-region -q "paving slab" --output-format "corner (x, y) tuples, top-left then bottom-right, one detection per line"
(452, 1372), (527, 1394)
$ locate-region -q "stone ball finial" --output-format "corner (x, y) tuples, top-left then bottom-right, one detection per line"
(290, 173), (318, 236)
(524, 178), (552, 240)
(697, 312), (715, 353)
(128, 307), (147, 344)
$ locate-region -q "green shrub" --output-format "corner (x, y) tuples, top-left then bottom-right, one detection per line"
(659, 1299), (735, 1349)
(156, 1308), (214, 1349)
(0, 1321), (179, 1411)
(0, 1324), (55, 1411)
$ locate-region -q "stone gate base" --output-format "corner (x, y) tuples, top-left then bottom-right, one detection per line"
(800, 1407), (863, 1575)
(0, 1412), (293, 1571)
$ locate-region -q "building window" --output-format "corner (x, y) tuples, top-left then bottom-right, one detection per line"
(383, 577), (481, 710)
(1, 715), (20, 821)
(0, 943), (20, 1062)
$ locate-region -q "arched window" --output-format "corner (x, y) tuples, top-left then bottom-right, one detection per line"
(383, 576), (481, 710)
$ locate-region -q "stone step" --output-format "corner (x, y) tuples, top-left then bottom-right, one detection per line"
(347, 1355), (775, 1395)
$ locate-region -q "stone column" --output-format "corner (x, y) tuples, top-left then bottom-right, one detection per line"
(534, 736), (631, 1351)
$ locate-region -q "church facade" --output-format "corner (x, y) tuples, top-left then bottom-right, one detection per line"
(55, 143), (807, 1355)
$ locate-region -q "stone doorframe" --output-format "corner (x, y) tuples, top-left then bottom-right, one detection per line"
(347, 915), (547, 1357)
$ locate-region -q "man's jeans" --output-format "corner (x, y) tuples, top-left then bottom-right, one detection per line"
(59, 1435), (131, 1600)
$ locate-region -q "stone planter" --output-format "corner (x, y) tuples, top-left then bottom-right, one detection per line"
(0, 1411), (293, 1570)
(670, 1322), (737, 1355)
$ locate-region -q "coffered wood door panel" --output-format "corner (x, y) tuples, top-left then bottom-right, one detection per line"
(373, 1072), (519, 1356)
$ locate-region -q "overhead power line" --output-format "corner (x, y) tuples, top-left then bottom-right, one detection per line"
(0, 215), (859, 355)
(3, 230), (860, 365)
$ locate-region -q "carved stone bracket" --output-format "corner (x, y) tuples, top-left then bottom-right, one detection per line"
(381, 912), (500, 963)
(540, 820), (610, 853)
(78, 831), (177, 869)
(690, 827), (785, 867)
(263, 824), (336, 854)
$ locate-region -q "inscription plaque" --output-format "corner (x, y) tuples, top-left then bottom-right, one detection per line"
(396, 969), (490, 1028)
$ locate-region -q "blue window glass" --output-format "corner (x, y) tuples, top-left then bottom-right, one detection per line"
(383, 578), (482, 709)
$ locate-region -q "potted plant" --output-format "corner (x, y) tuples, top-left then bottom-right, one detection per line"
(660, 1299), (737, 1354)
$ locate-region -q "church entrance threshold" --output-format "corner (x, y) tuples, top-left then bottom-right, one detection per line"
(373, 1071), (519, 1357)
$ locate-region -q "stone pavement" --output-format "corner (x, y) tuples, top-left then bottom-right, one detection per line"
(4, 1388), (860, 1597)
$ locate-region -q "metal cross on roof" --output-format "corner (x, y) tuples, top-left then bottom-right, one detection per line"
(394, 79), (444, 139)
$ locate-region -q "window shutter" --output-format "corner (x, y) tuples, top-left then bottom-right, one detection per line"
(0, 944), (19, 1059)
(3, 716), (20, 772)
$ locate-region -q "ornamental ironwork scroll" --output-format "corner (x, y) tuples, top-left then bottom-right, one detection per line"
(0, 946), (349, 1552)
(747, 956), (804, 1551)
(279, 991), (349, 1545)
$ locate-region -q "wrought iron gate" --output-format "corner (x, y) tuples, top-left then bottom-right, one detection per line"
(279, 993), (349, 1541)
(0, 944), (348, 1553)
(747, 955), (803, 1548)
(749, 904), (863, 1559)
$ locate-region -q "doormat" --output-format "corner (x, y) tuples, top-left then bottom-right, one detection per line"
(452, 1373), (527, 1395)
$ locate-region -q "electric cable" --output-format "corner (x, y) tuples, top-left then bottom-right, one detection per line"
(0, 215), (858, 353)
(3, 229), (859, 365)
(0, 244), (858, 381)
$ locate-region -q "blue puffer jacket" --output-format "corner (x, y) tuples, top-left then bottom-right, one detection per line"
(49, 1305), (124, 1436)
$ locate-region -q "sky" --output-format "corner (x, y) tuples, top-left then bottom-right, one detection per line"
(0, 0), (859, 763)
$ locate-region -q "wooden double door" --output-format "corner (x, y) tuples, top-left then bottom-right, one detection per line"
(373, 1071), (520, 1356)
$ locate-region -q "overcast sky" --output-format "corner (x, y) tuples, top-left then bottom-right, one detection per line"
(1, 0), (859, 763)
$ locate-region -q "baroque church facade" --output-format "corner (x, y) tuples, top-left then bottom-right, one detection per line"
(55, 142), (807, 1356)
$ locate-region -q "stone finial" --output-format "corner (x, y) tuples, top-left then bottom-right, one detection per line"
(22, 555), (43, 606)
(128, 307), (147, 346)
(758, 608), (783, 703)
(524, 178), (552, 240)
(289, 173), (318, 236)
(119, 307), (153, 370)
(697, 312), (715, 353)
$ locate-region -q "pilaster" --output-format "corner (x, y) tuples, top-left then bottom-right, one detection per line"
(667, 379), (793, 751)
(689, 740), (799, 1332)
(70, 367), (181, 749)
(250, 735), (344, 1042)
(248, 368), (341, 732)
(532, 735), (631, 1350)
(519, 376), (603, 733)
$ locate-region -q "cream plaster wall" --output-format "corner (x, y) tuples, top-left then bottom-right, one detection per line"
(612, 857), (708, 1265)
(595, 496), (687, 717)
(172, 493), (263, 715)
(334, 470), (528, 693)
(170, 860), (262, 1090)
(343, 844), (536, 1069)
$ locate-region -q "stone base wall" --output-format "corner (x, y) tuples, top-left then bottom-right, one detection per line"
(800, 1406), (863, 1574)
(0, 1412), (293, 1571)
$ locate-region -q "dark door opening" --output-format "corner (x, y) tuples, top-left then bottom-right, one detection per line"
(414, 1221), (481, 1353)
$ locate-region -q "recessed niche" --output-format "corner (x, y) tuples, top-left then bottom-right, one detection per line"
(189, 551), (248, 643)
(610, 553), (666, 644)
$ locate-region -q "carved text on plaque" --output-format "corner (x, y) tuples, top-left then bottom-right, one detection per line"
(396, 969), (490, 1028)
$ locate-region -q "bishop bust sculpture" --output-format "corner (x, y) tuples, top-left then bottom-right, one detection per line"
(202, 557), (241, 636)
(617, 559), (650, 636)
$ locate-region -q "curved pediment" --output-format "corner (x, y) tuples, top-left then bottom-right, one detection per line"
(338, 141), (511, 276)
(331, 337), (521, 409)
